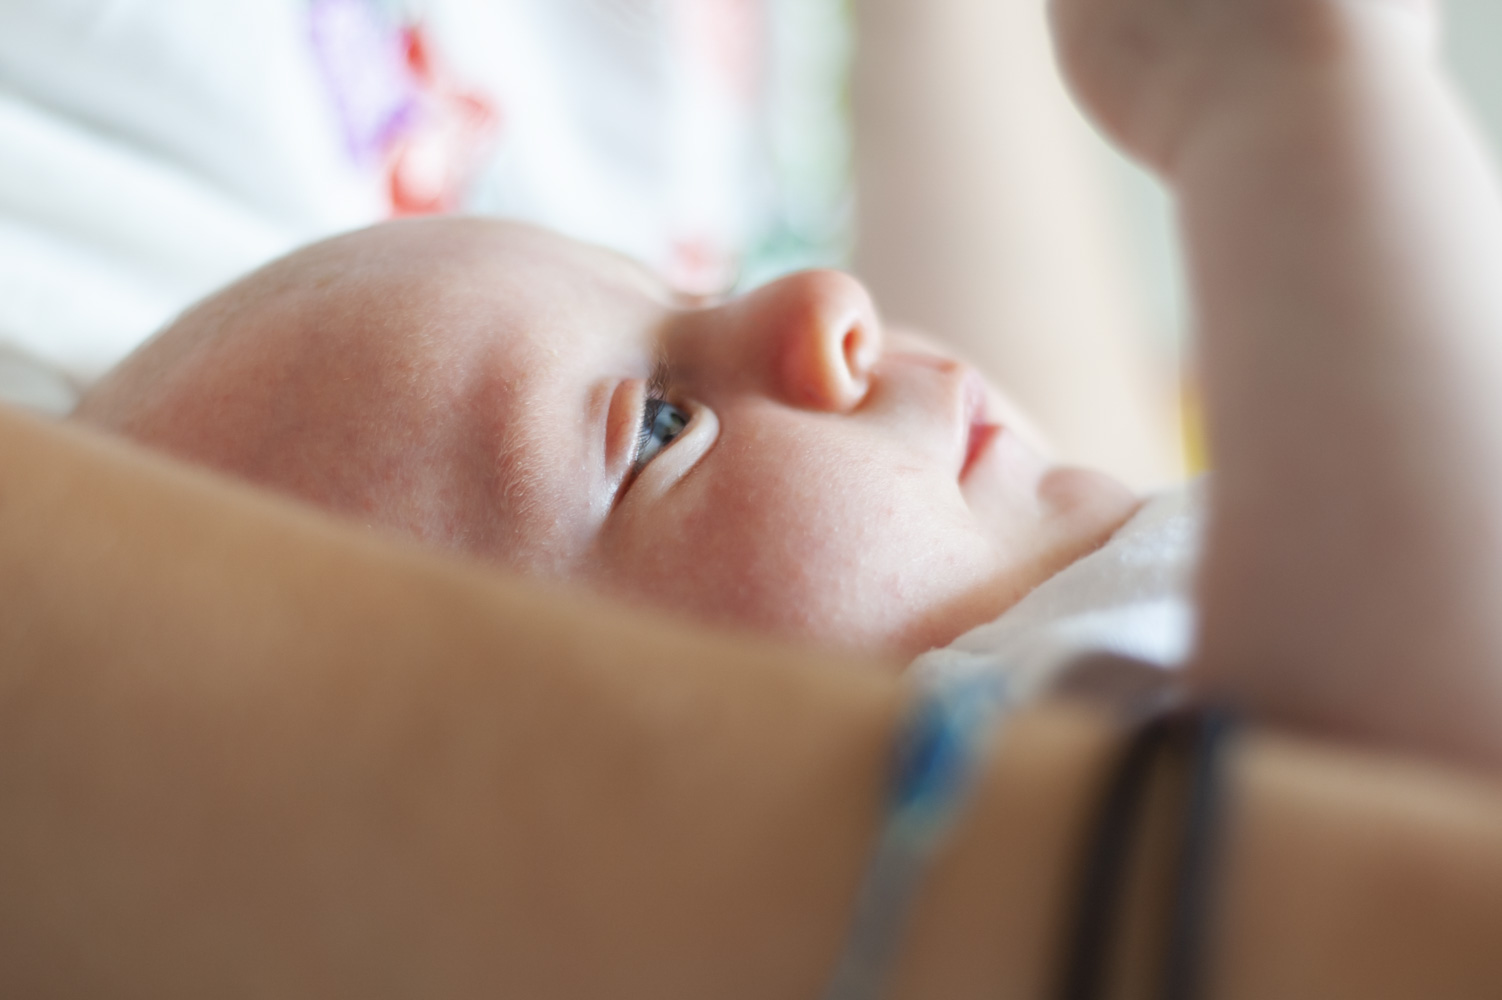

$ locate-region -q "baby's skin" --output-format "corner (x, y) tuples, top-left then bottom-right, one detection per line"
(79, 0), (1502, 771)
(77, 220), (1138, 659)
(1053, 0), (1502, 770)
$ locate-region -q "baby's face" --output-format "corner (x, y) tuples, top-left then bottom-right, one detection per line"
(80, 219), (1138, 656)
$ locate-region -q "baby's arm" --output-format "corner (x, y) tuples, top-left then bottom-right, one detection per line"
(1054, 0), (1502, 769)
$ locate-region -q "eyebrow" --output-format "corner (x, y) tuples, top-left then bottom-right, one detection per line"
(491, 424), (551, 531)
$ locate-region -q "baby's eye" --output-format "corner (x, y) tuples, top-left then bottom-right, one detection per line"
(635, 397), (689, 469)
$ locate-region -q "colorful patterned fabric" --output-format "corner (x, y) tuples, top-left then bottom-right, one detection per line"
(0, 0), (853, 409)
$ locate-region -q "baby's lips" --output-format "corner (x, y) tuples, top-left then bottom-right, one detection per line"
(958, 370), (1002, 481)
(962, 423), (1002, 482)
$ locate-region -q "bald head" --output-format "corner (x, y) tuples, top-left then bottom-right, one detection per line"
(77, 218), (585, 565)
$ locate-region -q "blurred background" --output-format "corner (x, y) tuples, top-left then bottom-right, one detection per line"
(2, 0), (1499, 488)
(851, 0), (1502, 486)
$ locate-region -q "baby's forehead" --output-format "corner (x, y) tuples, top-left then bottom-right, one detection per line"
(256, 224), (641, 368)
(324, 226), (667, 559)
(360, 217), (666, 296)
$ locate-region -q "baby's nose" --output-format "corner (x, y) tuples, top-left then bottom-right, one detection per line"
(744, 269), (882, 412)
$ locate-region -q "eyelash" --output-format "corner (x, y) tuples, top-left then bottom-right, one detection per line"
(646, 356), (671, 405)
(633, 357), (688, 471)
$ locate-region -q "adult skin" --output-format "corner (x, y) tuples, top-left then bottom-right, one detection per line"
(4, 406), (1502, 998)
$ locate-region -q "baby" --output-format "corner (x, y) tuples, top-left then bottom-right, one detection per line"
(76, 0), (1502, 767)
(76, 215), (1139, 656)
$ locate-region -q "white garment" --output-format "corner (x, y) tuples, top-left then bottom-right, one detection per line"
(0, 0), (851, 413)
(912, 485), (1203, 701)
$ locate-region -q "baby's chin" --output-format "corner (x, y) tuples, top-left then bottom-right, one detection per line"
(1038, 464), (1142, 521)
(879, 480), (1141, 662)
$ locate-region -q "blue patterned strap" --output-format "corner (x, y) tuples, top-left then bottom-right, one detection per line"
(821, 664), (1012, 1000)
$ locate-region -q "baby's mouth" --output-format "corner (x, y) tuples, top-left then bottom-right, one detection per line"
(962, 421), (1001, 481)
(959, 372), (1002, 481)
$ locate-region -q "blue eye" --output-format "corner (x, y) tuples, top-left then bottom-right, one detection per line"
(636, 397), (689, 468)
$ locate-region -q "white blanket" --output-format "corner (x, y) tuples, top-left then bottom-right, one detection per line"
(912, 485), (1203, 700)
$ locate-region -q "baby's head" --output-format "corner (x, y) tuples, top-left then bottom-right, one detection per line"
(78, 218), (1137, 656)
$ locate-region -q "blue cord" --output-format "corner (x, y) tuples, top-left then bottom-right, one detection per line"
(821, 664), (1012, 1000)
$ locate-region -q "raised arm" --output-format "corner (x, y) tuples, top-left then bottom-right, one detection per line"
(1053, 0), (1502, 768)
(850, 0), (1182, 488)
(0, 405), (904, 998)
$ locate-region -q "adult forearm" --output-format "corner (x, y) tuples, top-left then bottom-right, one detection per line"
(7, 410), (1502, 997)
(890, 703), (1502, 1000)
(0, 408), (903, 998)
(1214, 731), (1502, 999)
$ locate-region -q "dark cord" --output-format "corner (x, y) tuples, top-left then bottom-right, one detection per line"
(1054, 706), (1238, 1000)
(1161, 709), (1237, 1000)
(1056, 711), (1178, 1000)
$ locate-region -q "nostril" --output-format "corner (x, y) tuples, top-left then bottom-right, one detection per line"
(842, 328), (861, 372)
(842, 321), (877, 380)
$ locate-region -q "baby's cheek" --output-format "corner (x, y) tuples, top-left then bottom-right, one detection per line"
(585, 475), (1003, 657)
(583, 489), (853, 642)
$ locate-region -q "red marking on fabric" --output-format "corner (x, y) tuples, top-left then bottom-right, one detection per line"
(384, 23), (501, 216)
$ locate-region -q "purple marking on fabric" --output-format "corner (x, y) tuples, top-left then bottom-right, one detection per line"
(308, 0), (418, 167)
